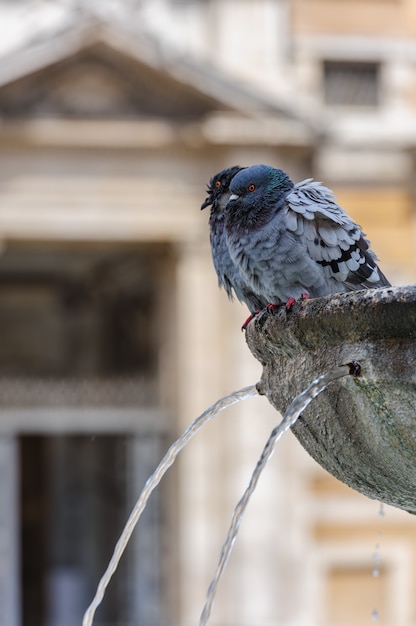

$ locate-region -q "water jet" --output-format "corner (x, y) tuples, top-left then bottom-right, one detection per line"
(245, 285), (416, 514)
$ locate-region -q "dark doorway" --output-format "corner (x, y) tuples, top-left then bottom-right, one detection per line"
(20, 435), (130, 626)
(1, 241), (174, 626)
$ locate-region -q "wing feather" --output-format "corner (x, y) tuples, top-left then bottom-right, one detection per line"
(285, 180), (390, 289)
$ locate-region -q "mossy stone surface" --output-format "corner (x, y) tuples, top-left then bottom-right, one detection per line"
(245, 286), (416, 513)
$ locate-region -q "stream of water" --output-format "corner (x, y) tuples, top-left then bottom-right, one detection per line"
(82, 384), (259, 626)
(199, 361), (361, 626)
(83, 361), (360, 626)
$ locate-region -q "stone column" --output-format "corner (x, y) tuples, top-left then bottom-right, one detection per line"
(175, 239), (231, 625)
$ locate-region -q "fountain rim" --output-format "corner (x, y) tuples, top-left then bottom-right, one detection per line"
(246, 284), (416, 356)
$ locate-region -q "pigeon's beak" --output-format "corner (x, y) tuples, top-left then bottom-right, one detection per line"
(229, 194), (239, 201)
(201, 197), (211, 210)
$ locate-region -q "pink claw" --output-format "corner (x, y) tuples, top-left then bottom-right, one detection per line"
(266, 303), (279, 313)
(241, 309), (261, 331)
(286, 294), (310, 311)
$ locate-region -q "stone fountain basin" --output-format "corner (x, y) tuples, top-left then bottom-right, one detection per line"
(245, 285), (416, 514)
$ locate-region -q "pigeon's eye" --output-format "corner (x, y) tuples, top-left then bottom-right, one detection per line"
(215, 180), (221, 188)
(248, 183), (256, 192)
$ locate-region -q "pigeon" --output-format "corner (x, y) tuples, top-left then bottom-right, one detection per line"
(225, 164), (391, 308)
(201, 166), (267, 314)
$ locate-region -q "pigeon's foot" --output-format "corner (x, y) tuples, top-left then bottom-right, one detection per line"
(266, 303), (280, 313)
(285, 293), (311, 311)
(241, 309), (261, 331)
(242, 301), (289, 330)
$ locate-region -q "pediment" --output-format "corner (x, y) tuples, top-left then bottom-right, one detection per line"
(0, 16), (314, 147)
(0, 40), (233, 120)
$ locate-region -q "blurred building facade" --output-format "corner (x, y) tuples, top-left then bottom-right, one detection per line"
(0, 1), (415, 626)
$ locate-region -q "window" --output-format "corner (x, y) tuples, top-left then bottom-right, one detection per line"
(323, 60), (380, 106)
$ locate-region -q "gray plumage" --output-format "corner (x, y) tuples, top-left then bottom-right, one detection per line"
(225, 164), (391, 305)
(201, 166), (267, 313)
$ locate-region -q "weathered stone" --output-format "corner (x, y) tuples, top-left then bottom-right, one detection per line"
(245, 285), (416, 514)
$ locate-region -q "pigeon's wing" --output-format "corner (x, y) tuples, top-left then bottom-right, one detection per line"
(284, 180), (391, 289)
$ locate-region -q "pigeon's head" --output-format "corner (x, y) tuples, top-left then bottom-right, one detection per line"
(226, 165), (295, 234)
(201, 165), (244, 211)
(228, 164), (294, 206)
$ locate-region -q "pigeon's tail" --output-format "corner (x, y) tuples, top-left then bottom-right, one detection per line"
(375, 267), (392, 288)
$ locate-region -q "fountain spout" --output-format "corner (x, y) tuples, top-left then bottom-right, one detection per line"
(245, 285), (416, 514)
